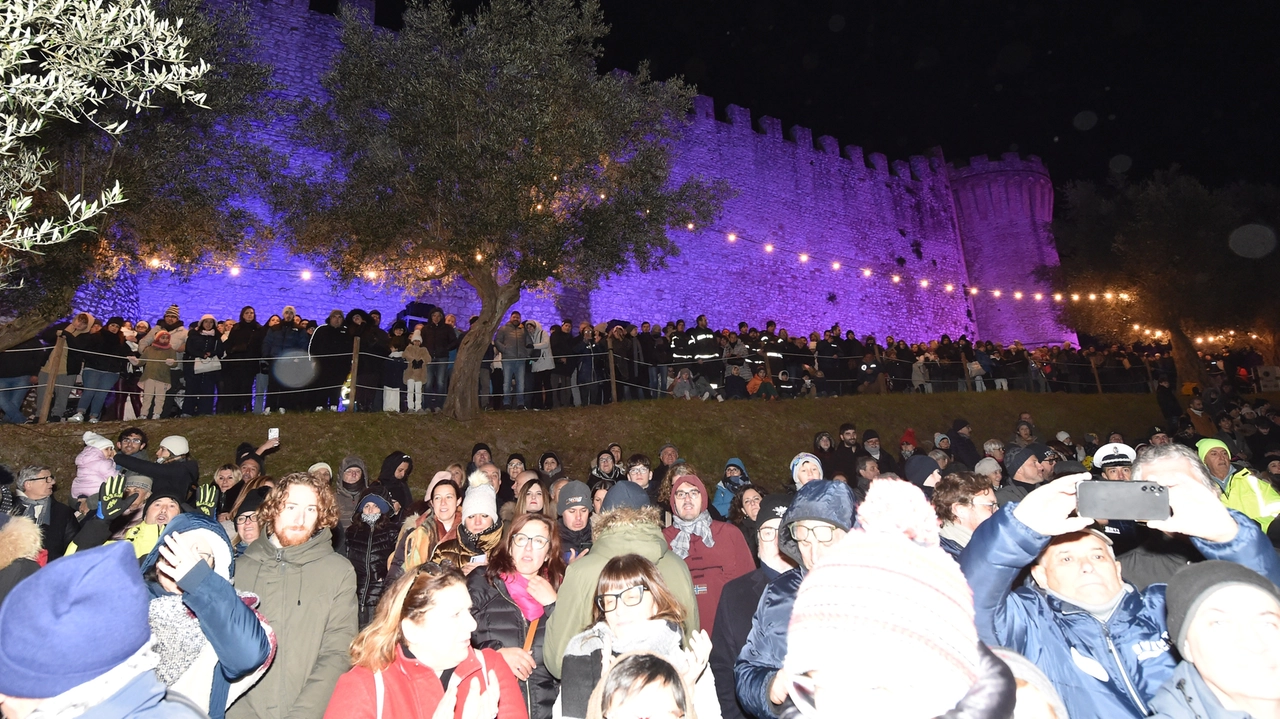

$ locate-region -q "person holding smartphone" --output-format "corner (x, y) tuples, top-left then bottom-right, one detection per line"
(432, 484), (504, 574)
(960, 443), (1280, 719)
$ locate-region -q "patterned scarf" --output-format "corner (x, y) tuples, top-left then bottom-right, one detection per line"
(149, 594), (205, 685)
(15, 488), (51, 526)
(670, 510), (715, 559)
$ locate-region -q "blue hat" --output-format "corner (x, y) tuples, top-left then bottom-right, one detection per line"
(602, 481), (651, 511)
(0, 543), (150, 698)
(362, 493), (393, 517)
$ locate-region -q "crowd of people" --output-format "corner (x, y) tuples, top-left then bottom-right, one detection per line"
(4, 377), (1280, 718)
(0, 303), (1263, 423)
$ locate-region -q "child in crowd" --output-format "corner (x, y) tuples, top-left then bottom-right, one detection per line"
(402, 331), (431, 413)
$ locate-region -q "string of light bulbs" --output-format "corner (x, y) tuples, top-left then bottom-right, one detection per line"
(138, 225), (1136, 304)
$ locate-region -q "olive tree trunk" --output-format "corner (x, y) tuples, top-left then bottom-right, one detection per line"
(443, 269), (521, 421)
(1168, 321), (1210, 389)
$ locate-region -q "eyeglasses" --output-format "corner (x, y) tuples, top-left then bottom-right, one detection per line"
(511, 533), (549, 549)
(970, 500), (998, 512)
(673, 489), (701, 501)
(32, 475), (53, 483)
(757, 526), (777, 541)
(235, 514), (258, 526)
(120, 437), (143, 445)
(596, 585), (647, 612)
(627, 466), (649, 476)
(790, 524), (836, 544)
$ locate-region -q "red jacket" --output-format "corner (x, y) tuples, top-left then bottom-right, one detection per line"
(324, 645), (528, 719)
(662, 520), (755, 631)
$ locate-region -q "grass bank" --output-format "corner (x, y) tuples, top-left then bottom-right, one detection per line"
(4, 390), (1247, 500)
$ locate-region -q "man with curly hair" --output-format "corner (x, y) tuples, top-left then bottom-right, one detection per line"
(229, 473), (358, 719)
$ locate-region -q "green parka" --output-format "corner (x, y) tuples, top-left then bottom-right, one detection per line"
(229, 528), (358, 719)
(543, 506), (698, 678)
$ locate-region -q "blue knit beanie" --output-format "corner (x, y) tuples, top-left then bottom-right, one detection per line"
(0, 542), (150, 698)
(602, 481), (651, 511)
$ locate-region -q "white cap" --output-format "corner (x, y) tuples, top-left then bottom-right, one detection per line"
(159, 435), (189, 457)
(82, 432), (113, 451)
(1093, 443), (1136, 469)
(1056, 431), (1072, 443)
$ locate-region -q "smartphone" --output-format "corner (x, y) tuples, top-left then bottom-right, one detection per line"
(1077, 480), (1170, 521)
(469, 554), (488, 565)
(268, 428), (279, 441)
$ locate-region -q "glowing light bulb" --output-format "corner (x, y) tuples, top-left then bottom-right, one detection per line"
(764, 244), (774, 253)
(1229, 330), (1235, 336)
(427, 264), (436, 273)
(1014, 291), (1023, 300)
(148, 258), (160, 268)
(727, 233), (737, 242)
(364, 271), (377, 280)
(475, 253), (484, 261)
(1104, 292), (1114, 299)
(686, 223), (695, 230)
(944, 284), (954, 292)
(831, 262), (840, 270)
(862, 268), (872, 277)
(599, 193), (606, 199)
(992, 290), (1002, 297)
(1133, 324), (1140, 330)
(1054, 293), (1064, 301)
(1146, 330), (1153, 335)
(301, 270), (312, 281)
(535, 204), (543, 211)
(891, 275), (901, 283)
(1088, 293), (1097, 300)
(1034, 293), (1043, 301)
(1119, 293), (1130, 300)
(969, 287), (979, 295)
(1071, 294), (1080, 301)
(799, 253), (809, 262)
(1196, 337), (1203, 343)
(229, 267), (241, 277)
(1154, 331), (1163, 338)
(919, 279), (928, 288)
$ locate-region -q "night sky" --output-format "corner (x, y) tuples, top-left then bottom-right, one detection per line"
(596, 1), (1280, 187)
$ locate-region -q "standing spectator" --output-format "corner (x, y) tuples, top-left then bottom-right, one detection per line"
(468, 513), (565, 719)
(69, 316), (136, 423)
(526, 320), (553, 410)
(324, 564), (527, 719)
(222, 306), (266, 414)
(709, 493), (793, 719)
(662, 475), (754, 631)
(261, 306), (309, 414)
(230, 472), (358, 719)
(139, 330), (177, 419)
(0, 543), (207, 718)
(418, 309), (456, 413)
(549, 320), (578, 408)
(402, 330), (431, 413)
(186, 314), (226, 416)
(34, 312), (93, 422)
(308, 310), (352, 412)
(495, 311), (530, 410)
(0, 336), (43, 424)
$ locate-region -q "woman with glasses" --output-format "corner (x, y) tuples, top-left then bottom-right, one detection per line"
(560, 554), (717, 719)
(325, 563), (527, 719)
(467, 514), (565, 719)
(231, 487), (269, 557)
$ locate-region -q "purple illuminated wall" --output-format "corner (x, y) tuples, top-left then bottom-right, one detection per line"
(98, 0), (1075, 345)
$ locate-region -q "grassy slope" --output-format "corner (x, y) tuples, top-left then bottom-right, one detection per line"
(8, 391), (1262, 500)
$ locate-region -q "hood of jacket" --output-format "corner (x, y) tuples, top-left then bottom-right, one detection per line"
(590, 506), (671, 563)
(812, 432), (834, 455)
(1147, 660), (1230, 719)
(339, 455), (369, 490)
(243, 527), (338, 567)
(778, 480), (855, 565)
(377, 451), (413, 483)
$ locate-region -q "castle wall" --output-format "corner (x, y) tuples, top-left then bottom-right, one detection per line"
(109, 0), (1075, 345)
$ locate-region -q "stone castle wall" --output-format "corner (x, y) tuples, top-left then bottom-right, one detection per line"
(107, 0), (1075, 345)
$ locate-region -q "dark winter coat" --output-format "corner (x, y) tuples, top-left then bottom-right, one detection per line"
(710, 566), (779, 719)
(0, 515), (41, 604)
(343, 505), (401, 627)
(961, 503), (1280, 719)
(224, 321), (266, 362)
(115, 454), (200, 503)
(467, 567), (559, 719)
(78, 328), (135, 374)
(261, 323), (309, 359)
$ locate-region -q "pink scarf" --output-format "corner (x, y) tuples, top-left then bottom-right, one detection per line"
(502, 572), (545, 622)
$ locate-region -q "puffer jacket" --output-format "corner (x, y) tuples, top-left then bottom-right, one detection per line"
(343, 500), (401, 628)
(73, 445), (118, 500)
(432, 520), (504, 569)
(960, 503), (1280, 719)
(229, 528), (358, 719)
(544, 506), (699, 678)
(114, 454), (200, 503)
(467, 567), (558, 719)
(1148, 660), (1239, 719)
(735, 480), (855, 719)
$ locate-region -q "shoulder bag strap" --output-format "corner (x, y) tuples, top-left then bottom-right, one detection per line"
(374, 670), (384, 719)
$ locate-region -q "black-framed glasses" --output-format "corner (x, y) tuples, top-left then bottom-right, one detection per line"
(32, 474), (54, 483)
(235, 514), (258, 526)
(757, 526), (777, 541)
(596, 585), (647, 612)
(790, 524), (836, 544)
(511, 533), (549, 549)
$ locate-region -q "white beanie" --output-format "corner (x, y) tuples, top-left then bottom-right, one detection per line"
(461, 484), (498, 523)
(82, 432), (113, 452)
(159, 435), (189, 457)
(410, 331), (422, 343)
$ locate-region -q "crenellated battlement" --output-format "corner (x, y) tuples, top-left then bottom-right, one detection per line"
(948, 152), (1051, 181)
(688, 94), (948, 183)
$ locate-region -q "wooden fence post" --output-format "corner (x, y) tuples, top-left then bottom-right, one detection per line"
(606, 335), (618, 404)
(349, 336), (361, 411)
(1090, 356), (1103, 394)
(36, 336), (66, 425)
